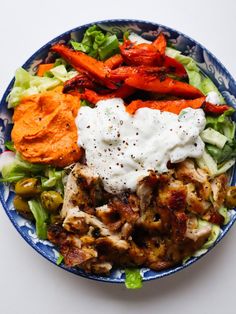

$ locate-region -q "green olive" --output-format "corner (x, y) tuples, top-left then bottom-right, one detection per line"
(13, 195), (34, 220)
(15, 178), (40, 198)
(225, 186), (236, 208)
(40, 191), (63, 213)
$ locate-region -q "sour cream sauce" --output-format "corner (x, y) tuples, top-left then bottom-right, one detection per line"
(76, 99), (206, 193)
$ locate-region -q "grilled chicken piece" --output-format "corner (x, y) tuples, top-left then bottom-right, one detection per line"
(176, 159), (208, 184)
(55, 160), (226, 274)
(96, 194), (139, 232)
(90, 262), (112, 274)
(61, 163), (105, 218)
(156, 180), (188, 242)
(211, 174), (228, 210)
(175, 160), (215, 216)
(185, 215), (212, 242)
(198, 181), (212, 200)
(198, 174), (228, 226)
(186, 184), (211, 215)
(158, 180), (187, 211)
(64, 206), (130, 250)
(47, 224), (97, 267)
(96, 235), (129, 252)
(96, 205), (123, 231)
(109, 194), (140, 223)
(63, 207), (111, 236)
(121, 222), (133, 239)
(136, 172), (160, 213)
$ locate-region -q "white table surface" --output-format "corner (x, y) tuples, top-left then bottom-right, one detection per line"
(1, 0), (236, 313)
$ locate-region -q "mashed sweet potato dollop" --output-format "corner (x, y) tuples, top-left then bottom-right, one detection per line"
(12, 87), (82, 167)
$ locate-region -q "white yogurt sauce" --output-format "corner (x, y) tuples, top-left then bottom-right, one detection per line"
(76, 99), (206, 193)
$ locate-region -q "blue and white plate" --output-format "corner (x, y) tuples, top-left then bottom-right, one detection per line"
(1, 19), (236, 283)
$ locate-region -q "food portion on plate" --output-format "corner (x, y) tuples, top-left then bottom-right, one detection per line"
(1, 25), (236, 286)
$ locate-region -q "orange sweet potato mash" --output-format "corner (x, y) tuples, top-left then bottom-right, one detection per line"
(11, 87), (82, 167)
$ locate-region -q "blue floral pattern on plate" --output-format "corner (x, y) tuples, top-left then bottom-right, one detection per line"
(1, 19), (236, 283)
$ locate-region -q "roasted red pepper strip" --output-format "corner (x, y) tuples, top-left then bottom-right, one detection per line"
(126, 97), (206, 115)
(110, 62), (186, 82)
(109, 66), (166, 82)
(163, 56), (187, 78)
(51, 44), (117, 90)
(120, 34), (187, 78)
(203, 102), (231, 115)
(63, 73), (96, 93)
(125, 71), (203, 98)
(119, 39), (163, 66)
(104, 54), (124, 69)
(152, 33), (166, 55)
(82, 85), (136, 104)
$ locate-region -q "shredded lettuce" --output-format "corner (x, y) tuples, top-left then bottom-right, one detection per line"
(166, 47), (224, 103)
(206, 142), (236, 164)
(7, 68), (59, 108)
(219, 207), (230, 225)
(56, 253), (64, 265)
(125, 268), (143, 289)
(196, 149), (218, 176)
(4, 140), (15, 152)
(53, 58), (68, 68)
(49, 65), (77, 82)
(28, 199), (48, 239)
(183, 220), (220, 264)
(41, 168), (64, 194)
(71, 25), (119, 60)
(201, 223), (221, 250)
(197, 148), (236, 176)
(206, 109), (235, 140)
(203, 109), (236, 165)
(201, 128), (228, 149)
(0, 154), (64, 193)
(215, 159), (236, 176)
(7, 66), (77, 108)
(0, 154), (46, 183)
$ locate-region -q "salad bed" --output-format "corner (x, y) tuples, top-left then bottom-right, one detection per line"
(1, 23), (236, 288)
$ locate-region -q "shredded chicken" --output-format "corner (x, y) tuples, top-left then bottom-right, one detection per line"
(211, 174), (228, 210)
(185, 216), (212, 242)
(176, 159), (208, 183)
(48, 160), (228, 274)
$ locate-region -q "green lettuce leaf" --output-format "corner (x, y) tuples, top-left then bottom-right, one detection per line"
(49, 65), (77, 82)
(125, 268), (143, 289)
(56, 253), (64, 265)
(7, 68), (59, 108)
(28, 199), (48, 239)
(202, 109), (236, 165)
(70, 25), (119, 60)
(7, 66), (77, 108)
(4, 141), (15, 152)
(219, 207), (230, 225)
(202, 223), (221, 250)
(206, 141), (236, 164)
(0, 154), (46, 183)
(166, 47), (224, 102)
(41, 168), (64, 194)
(206, 109), (235, 140)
